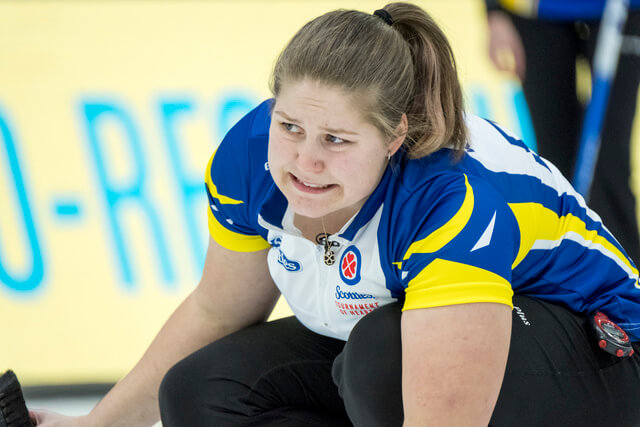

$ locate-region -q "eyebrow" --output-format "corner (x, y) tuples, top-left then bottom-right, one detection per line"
(273, 110), (360, 136)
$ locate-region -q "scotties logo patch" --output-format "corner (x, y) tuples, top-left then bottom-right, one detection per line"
(339, 246), (361, 285)
(269, 236), (302, 272)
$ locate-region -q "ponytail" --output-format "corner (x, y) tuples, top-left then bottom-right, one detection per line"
(385, 2), (467, 158)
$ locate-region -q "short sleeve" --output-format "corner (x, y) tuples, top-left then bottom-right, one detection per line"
(398, 173), (519, 311)
(204, 104), (271, 252)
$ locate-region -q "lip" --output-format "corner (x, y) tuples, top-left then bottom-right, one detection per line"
(289, 173), (336, 194)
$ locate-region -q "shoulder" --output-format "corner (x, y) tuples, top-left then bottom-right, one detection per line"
(383, 157), (520, 264)
(204, 100), (275, 249)
(391, 165), (514, 237)
(211, 99), (272, 175)
(385, 168), (519, 310)
(207, 99), (273, 202)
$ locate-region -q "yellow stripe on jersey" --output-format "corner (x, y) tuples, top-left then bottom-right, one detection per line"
(499, 0), (536, 16)
(509, 202), (638, 277)
(204, 151), (244, 205)
(403, 258), (514, 311)
(208, 205), (270, 252)
(508, 202), (538, 268)
(402, 174), (474, 261)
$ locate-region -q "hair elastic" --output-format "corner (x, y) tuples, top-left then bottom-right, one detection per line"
(373, 9), (393, 26)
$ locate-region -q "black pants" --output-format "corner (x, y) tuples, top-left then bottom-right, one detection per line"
(159, 295), (640, 426)
(509, 11), (640, 263)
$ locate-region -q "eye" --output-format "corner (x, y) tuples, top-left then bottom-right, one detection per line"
(282, 122), (302, 134)
(326, 134), (347, 145)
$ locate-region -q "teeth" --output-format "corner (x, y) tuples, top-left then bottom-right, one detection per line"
(302, 181), (328, 188)
(294, 174), (329, 188)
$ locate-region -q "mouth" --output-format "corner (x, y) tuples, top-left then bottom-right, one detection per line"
(289, 173), (337, 194)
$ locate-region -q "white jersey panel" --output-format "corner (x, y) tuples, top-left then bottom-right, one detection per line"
(465, 115), (605, 225)
(264, 206), (396, 340)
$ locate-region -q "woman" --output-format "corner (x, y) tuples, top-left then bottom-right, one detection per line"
(32, 3), (640, 426)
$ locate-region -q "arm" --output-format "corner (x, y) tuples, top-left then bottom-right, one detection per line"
(401, 302), (511, 426)
(486, 10), (526, 80)
(33, 237), (279, 427)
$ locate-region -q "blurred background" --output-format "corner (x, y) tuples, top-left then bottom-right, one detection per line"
(1, 0), (638, 417)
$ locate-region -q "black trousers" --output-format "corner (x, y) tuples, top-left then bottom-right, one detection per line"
(159, 295), (640, 426)
(509, 11), (640, 263)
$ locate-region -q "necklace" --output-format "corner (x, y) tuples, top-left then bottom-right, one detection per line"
(315, 217), (339, 266)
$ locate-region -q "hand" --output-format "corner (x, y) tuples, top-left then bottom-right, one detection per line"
(29, 409), (89, 427)
(487, 11), (526, 80)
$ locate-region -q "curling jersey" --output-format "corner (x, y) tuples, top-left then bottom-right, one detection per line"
(205, 100), (640, 341)
(485, 0), (640, 21)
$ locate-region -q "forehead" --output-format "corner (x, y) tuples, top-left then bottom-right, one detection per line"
(274, 79), (370, 125)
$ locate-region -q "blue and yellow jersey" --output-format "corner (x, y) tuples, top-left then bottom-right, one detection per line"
(205, 100), (640, 341)
(485, 0), (640, 20)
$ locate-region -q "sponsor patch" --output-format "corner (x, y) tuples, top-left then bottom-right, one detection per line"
(339, 246), (361, 285)
(269, 236), (302, 272)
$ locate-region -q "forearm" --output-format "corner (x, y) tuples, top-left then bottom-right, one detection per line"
(86, 292), (243, 427)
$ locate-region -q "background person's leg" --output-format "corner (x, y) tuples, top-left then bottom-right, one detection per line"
(490, 295), (640, 426)
(510, 14), (582, 178)
(159, 316), (351, 427)
(587, 12), (640, 264)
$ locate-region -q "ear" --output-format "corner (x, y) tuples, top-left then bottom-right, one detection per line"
(388, 113), (408, 156)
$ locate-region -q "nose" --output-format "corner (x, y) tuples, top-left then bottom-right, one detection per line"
(295, 137), (324, 173)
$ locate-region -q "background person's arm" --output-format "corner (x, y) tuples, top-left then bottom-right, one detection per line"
(487, 10), (526, 80)
(31, 237), (279, 427)
(401, 302), (512, 426)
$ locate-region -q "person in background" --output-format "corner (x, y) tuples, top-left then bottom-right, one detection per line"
(31, 2), (640, 426)
(485, 0), (640, 263)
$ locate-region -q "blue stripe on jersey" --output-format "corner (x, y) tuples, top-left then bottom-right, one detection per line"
(439, 176), (519, 281)
(248, 99), (272, 139)
(499, 0), (640, 20)
(259, 186), (288, 230)
(462, 157), (626, 257)
(513, 242), (625, 295)
(485, 119), (551, 172)
(400, 174), (518, 284)
(512, 239), (638, 317)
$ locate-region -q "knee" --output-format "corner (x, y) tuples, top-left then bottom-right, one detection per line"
(158, 357), (201, 424)
(343, 303), (402, 378)
(333, 303), (404, 425)
(159, 348), (244, 426)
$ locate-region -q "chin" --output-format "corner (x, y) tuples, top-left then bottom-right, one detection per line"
(289, 202), (330, 219)
(282, 187), (334, 218)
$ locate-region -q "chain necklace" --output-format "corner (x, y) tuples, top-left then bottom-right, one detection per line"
(315, 216), (339, 265)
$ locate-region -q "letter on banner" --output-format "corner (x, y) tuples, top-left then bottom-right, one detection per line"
(158, 99), (206, 274)
(0, 107), (44, 293)
(80, 100), (175, 289)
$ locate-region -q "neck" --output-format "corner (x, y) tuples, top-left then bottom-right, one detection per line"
(294, 208), (356, 242)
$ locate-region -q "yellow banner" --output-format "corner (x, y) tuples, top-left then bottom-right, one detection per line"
(1, 0), (635, 386)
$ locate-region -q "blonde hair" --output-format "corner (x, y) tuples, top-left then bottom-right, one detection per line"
(270, 2), (467, 159)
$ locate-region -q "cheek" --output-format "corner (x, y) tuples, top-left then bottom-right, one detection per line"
(334, 156), (385, 192)
(268, 134), (288, 169)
